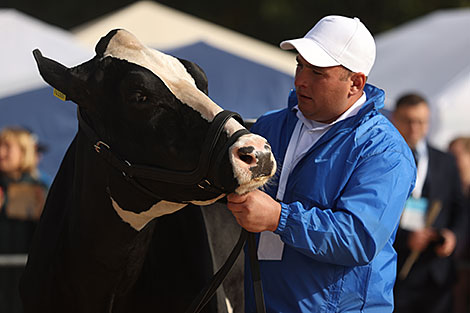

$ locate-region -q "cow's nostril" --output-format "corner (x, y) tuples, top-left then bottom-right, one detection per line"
(237, 146), (256, 166)
(239, 154), (255, 165)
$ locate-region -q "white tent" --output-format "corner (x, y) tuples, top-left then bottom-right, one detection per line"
(0, 9), (93, 99)
(0, 9), (93, 176)
(71, 1), (297, 122)
(72, 1), (296, 76)
(369, 8), (470, 150)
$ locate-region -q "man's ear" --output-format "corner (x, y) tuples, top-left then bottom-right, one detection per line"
(349, 72), (366, 96)
(33, 49), (95, 106)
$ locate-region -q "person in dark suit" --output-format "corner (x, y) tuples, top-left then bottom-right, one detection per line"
(448, 136), (470, 313)
(391, 93), (467, 313)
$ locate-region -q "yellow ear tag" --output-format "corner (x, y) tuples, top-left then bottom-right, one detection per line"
(53, 89), (66, 101)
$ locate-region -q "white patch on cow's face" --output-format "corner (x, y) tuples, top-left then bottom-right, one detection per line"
(110, 197), (186, 231)
(103, 30), (223, 123)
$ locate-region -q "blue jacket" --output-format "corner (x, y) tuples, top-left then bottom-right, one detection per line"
(246, 84), (416, 313)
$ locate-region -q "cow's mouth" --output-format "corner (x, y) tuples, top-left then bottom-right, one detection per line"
(235, 175), (272, 195)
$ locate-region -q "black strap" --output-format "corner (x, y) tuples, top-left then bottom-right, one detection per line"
(184, 230), (266, 313)
(77, 109), (247, 186)
(184, 229), (248, 313)
(247, 232), (266, 313)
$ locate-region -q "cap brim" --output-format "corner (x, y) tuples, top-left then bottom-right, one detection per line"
(280, 38), (340, 68)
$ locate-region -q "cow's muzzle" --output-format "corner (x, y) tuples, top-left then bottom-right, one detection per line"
(230, 134), (276, 194)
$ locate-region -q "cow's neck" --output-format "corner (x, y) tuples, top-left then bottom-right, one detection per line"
(63, 133), (166, 309)
(108, 176), (188, 232)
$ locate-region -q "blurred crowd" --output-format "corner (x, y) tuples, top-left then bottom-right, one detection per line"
(389, 93), (469, 313)
(0, 126), (50, 312)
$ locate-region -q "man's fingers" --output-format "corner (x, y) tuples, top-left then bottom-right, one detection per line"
(227, 192), (248, 204)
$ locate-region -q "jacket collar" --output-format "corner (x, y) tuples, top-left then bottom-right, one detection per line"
(285, 84), (385, 150)
(287, 83), (385, 114)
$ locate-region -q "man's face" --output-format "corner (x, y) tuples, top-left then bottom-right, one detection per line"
(392, 102), (430, 148)
(294, 54), (353, 123)
(449, 140), (470, 183)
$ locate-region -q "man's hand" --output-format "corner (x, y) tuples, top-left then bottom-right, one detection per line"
(434, 228), (456, 257)
(227, 189), (282, 233)
(408, 228), (437, 252)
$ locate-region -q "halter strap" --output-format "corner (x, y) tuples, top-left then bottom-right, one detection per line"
(77, 109), (249, 198)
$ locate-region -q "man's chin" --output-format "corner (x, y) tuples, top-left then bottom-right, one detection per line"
(297, 103), (315, 119)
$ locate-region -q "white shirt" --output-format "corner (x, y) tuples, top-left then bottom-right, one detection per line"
(411, 139), (429, 199)
(275, 92), (367, 201)
(258, 92), (367, 260)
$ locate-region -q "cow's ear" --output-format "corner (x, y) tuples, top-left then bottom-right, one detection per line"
(177, 58), (209, 95)
(33, 49), (92, 105)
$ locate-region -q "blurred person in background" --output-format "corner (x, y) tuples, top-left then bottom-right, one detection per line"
(28, 130), (53, 188)
(448, 136), (470, 313)
(391, 93), (467, 313)
(0, 126), (49, 313)
(449, 136), (470, 198)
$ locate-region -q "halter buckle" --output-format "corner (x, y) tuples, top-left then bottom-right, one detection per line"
(197, 179), (212, 190)
(94, 141), (110, 153)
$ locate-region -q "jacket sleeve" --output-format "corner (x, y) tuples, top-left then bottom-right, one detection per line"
(274, 150), (416, 266)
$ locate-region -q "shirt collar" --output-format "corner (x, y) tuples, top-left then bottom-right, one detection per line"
(415, 139), (428, 158)
(293, 92), (367, 131)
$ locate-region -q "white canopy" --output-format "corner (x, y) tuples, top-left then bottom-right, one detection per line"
(369, 8), (470, 150)
(72, 1), (296, 76)
(71, 1), (296, 121)
(0, 9), (93, 176)
(0, 9), (93, 99)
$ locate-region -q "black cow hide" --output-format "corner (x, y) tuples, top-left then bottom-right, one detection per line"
(19, 29), (275, 313)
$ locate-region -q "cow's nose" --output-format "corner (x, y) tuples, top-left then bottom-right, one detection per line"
(233, 144), (275, 179)
(235, 146), (257, 167)
(252, 151), (275, 179)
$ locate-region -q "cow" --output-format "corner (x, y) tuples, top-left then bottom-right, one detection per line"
(19, 29), (276, 313)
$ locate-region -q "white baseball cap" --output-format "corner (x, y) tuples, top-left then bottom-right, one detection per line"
(280, 15), (376, 76)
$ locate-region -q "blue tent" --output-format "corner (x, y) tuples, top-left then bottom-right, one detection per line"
(0, 9), (92, 180)
(165, 41), (294, 121)
(0, 88), (78, 180)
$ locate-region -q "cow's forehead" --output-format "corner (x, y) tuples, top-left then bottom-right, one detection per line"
(102, 30), (221, 122)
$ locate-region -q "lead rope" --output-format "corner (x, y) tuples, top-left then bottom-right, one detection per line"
(247, 232), (267, 313)
(185, 229), (266, 313)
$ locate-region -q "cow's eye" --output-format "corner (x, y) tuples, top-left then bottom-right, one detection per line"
(137, 94), (147, 103)
(130, 91), (148, 103)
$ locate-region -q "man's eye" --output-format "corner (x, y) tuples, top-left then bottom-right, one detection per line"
(311, 69), (322, 75)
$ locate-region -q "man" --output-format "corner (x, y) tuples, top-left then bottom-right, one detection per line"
(227, 15), (416, 312)
(448, 136), (470, 313)
(392, 94), (467, 313)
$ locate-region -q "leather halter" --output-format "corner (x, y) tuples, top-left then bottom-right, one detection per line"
(77, 108), (266, 312)
(77, 108), (250, 201)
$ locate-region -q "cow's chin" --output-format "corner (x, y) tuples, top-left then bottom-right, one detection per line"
(234, 176), (272, 195)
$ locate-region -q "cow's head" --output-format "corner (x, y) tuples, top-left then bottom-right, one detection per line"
(33, 29), (276, 213)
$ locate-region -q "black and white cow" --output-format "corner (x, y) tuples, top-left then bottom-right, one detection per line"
(19, 29), (275, 313)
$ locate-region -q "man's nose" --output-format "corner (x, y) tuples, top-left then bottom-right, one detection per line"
(294, 68), (308, 88)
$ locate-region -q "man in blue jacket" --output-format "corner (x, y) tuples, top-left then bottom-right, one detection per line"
(227, 15), (416, 312)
